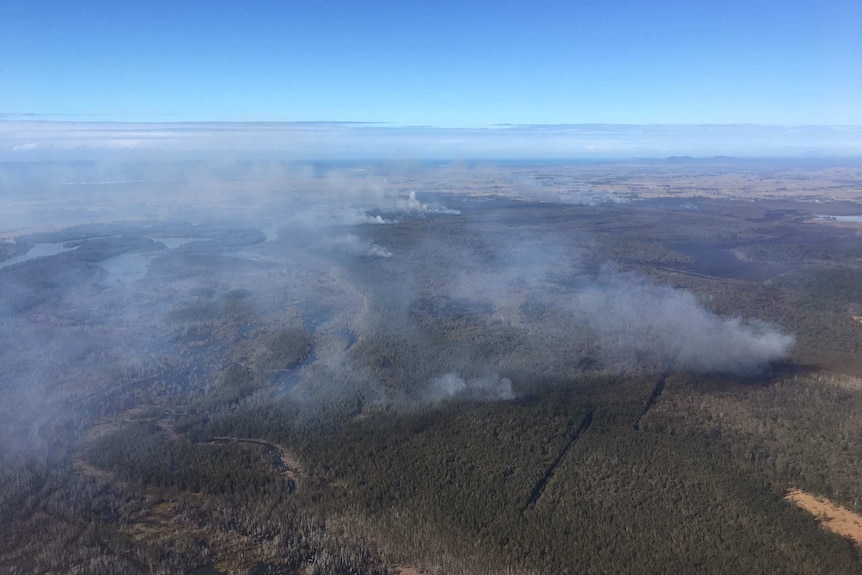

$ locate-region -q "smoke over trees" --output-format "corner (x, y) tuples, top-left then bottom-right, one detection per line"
(0, 159), (797, 448)
(3, 158), (836, 574)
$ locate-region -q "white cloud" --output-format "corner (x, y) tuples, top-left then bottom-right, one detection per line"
(2, 121), (862, 160)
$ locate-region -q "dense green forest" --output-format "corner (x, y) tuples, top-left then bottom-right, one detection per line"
(4, 163), (862, 574)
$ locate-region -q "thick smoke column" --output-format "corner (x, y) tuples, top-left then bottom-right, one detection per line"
(568, 281), (795, 376)
(445, 239), (795, 381)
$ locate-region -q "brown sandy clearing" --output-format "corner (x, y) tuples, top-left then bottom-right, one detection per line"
(786, 488), (862, 546)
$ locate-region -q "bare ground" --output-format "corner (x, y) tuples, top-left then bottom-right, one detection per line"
(786, 488), (862, 546)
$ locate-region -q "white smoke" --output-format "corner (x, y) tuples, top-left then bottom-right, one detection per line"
(445, 238), (795, 378)
(325, 234), (392, 258)
(338, 209), (394, 225)
(565, 279), (795, 376)
(392, 191), (461, 215)
(424, 371), (514, 404)
(368, 243), (393, 258)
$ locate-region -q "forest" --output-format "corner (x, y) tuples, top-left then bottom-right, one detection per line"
(2, 159), (862, 574)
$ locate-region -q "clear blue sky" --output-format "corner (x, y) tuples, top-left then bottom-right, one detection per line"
(2, 0), (860, 126)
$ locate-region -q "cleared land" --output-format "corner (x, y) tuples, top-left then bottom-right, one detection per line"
(786, 488), (862, 546)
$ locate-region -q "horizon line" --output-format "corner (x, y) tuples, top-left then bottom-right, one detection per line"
(2, 118), (862, 130)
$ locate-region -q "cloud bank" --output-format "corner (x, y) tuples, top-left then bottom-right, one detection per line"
(3, 121), (862, 160)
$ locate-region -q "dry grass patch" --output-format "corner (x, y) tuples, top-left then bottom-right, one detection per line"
(786, 488), (862, 546)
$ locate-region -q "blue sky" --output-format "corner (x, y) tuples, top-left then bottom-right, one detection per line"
(2, 0), (861, 126)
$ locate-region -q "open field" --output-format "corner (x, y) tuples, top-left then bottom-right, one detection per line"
(786, 489), (862, 546)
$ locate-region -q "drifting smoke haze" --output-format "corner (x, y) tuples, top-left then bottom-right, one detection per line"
(0, 158), (796, 456)
(566, 281), (795, 375)
(425, 372), (515, 404)
(395, 191), (462, 215)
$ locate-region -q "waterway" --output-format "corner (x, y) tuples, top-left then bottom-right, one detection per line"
(0, 242), (77, 269)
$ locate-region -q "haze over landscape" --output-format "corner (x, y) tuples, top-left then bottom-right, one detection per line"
(3, 1), (862, 574)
